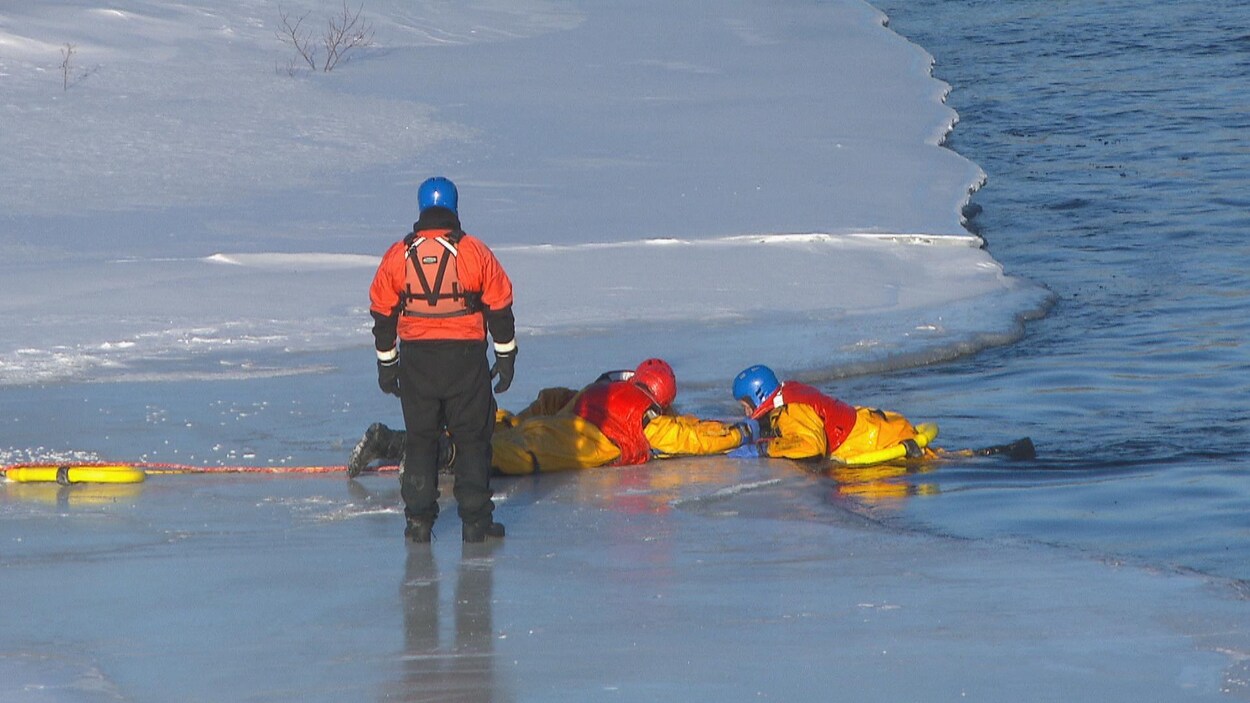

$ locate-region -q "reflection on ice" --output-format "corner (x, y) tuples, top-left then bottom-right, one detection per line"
(828, 462), (940, 506)
(389, 546), (503, 703)
(1, 481), (146, 510)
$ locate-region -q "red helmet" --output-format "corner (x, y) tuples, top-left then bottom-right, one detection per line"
(632, 358), (677, 407)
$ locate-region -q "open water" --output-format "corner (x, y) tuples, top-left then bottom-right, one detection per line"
(843, 0), (1250, 582)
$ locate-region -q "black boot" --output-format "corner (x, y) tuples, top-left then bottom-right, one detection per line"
(347, 423), (391, 478)
(405, 517), (434, 543)
(347, 420), (405, 475)
(1006, 437), (1036, 460)
(462, 520), (505, 543)
(974, 437), (1036, 461)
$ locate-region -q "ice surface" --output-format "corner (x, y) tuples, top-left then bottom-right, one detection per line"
(3, 464), (1248, 701)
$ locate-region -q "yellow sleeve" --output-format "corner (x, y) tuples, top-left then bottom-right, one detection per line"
(643, 415), (746, 457)
(513, 387), (580, 420)
(765, 405), (828, 459)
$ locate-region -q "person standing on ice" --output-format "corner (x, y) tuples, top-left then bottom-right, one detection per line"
(348, 359), (752, 476)
(369, 176), (516, 544)
(728, 364), (936, 464)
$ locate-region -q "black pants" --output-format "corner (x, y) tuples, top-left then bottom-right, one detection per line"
(398, 340), (496, 525)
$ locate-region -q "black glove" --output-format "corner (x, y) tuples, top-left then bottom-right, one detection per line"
(490, 347), (517, 393)
(377, 357), (400, 396)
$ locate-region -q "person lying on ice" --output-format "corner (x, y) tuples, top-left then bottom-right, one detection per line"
(348, 358), (751, 477)
(728, 364), (933, 464)
(728, 364), (1034, 465)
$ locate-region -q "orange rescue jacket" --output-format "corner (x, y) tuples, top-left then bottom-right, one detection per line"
(370, 229), (513, 342)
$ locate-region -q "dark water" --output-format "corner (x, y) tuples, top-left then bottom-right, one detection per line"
(838, 0), (1250, 581)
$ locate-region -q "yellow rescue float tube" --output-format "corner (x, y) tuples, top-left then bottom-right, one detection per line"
(3, 465), (147, 485)
(838, 423), (939, 467)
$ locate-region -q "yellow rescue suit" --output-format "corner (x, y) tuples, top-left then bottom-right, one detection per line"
(491, 387), (744, 475)
(764, 405), (936, 463)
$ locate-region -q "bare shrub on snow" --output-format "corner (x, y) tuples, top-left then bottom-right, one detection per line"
(60, 43), (75, 90)
(58, 42), (97, 90)
(277, 2), (375, 74)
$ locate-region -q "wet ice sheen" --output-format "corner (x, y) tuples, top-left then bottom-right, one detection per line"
(2, 466), (1247, 701)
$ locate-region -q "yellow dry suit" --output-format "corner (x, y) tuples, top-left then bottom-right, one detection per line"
(764, 405), (937, 464)
(491, 386), (745, 475)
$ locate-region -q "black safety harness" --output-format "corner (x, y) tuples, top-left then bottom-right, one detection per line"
(400, 229), (483, 318)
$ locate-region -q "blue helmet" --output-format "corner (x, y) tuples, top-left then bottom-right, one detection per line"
(417, 176), (458, 214)
(733, 364), (780, 411)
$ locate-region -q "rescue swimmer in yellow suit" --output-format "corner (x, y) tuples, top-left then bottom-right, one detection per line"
(728, 364), (1033, 466)
(347, 358), (751, 478)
